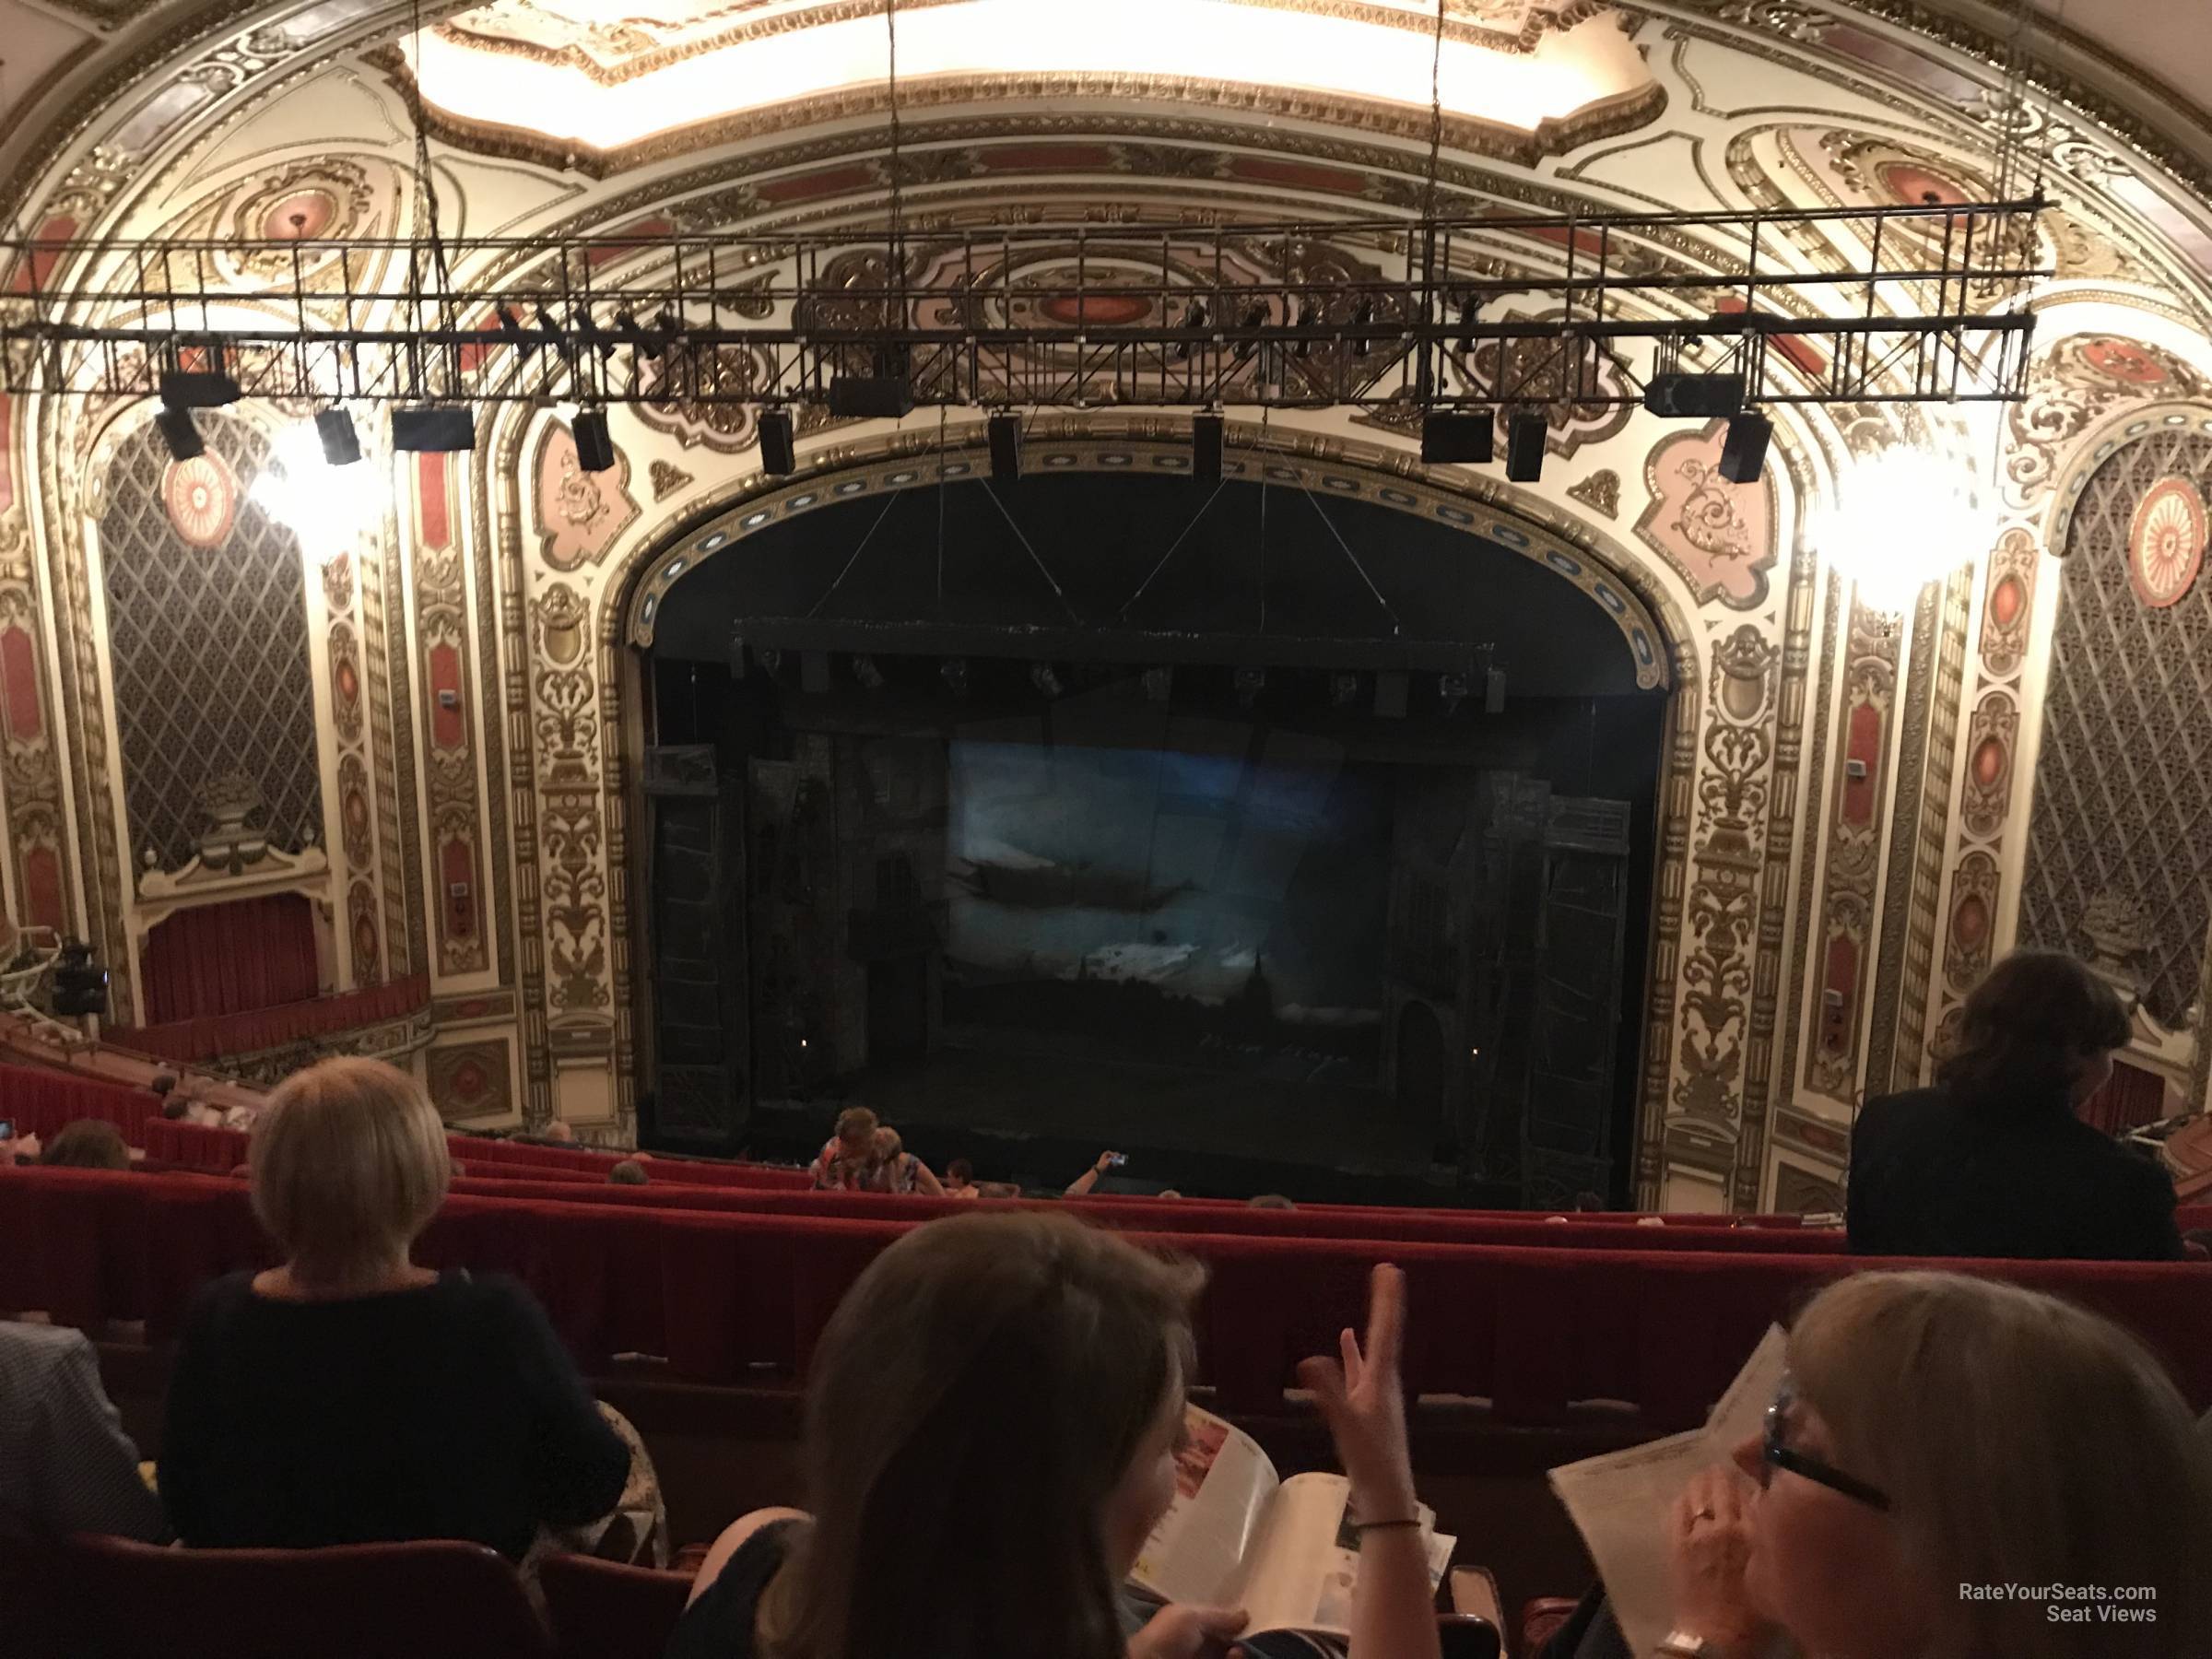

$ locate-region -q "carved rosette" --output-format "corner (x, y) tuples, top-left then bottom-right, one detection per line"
(1807, 602), (1900, 1100)
(1671, 623), (1779, 1125)
(413, 453), (488, 977)
(530, 582), (611, 1016)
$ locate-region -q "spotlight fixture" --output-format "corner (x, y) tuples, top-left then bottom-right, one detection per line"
(1142, 665), (1172, 703)
(988, 411), (1022, 481)
(158, 368), (242, 408)
(1330, 671), (1359, 707)
(852, 654), (885, 690)
(759, 407), (797, 476)
(1174, 299), (1208, 362)
(496, 304), (524, 336)
(1439, 673), (1469, 715)
(51, 940), (109, 1019)
(1642, 371), (1747, 418)
(1719, 410), (1772, 484)
(1505, 410), (1547, 483)
(1030, 662), (1064, 700)
(1352, 296), (1375, 358)
(572, 408), (617, 473)
(1456, 294), (1482, 354)
(535, 306), (563, 340)
(1420, 412), (1493, 465)
(827, 375), (915, 419)
(1235, 666), (1265, 709)
(154, 405), (203, 462)
(1485, 667), (1508, 715)
(391, 406), (477, 453)
(315, 407), (361, 466)
(1192, 413), (1224, 487)
(941, 658), (969, 698)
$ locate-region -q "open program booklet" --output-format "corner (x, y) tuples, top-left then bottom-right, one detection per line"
(1547, 1325), (1794, 1659)
(1128, 1405), (1455, 1650)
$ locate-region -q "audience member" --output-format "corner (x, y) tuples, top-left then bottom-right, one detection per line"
(543, 1121), (577, 1146)
(867, 1127), (946, 1197)
(666, 1213), (1440, 1659)
(806, 1106), (880, 1192)
(1064, 1149), (1124, 1197)
(0, 1321), (171, 1544)
(1656, 1271), (2210, 1659)
(609, 1159), (650, 1186)
(0, 1128), (39, 1165)
(159, 1056), (629, 1559)
(1247, 1193), (1296, 1210)
(942, 1157), (982, 1199)
(1848, 950), (2182, 1259)
(39, 1119), (130, 1171)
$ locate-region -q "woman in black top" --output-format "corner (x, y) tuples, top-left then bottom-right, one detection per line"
(1847, 950), (2183, 1260)
(159, 1057), (628, 1559)
(665, 1211), (1442, 1659)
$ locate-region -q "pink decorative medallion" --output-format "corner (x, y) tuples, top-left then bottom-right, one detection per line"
(2127, 476), (2207, 609)
(163, 453), (237, 547)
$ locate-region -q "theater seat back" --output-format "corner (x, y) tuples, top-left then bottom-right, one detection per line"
(53, 1533), (553, 1658)
(537, 1551), (696, 1659)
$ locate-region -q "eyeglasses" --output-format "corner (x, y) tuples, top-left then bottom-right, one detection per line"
(1764, 1374), (1890, 1512)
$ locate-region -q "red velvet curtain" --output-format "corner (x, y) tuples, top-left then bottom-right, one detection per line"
(140, 893), (320, 1026)
(2081, 1059), (2170, 1135)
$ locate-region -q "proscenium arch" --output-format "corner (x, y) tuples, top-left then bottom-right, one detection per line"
(592, 419), (1697, 1161)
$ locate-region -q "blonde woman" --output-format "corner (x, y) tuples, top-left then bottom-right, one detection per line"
(159, 1057), (629, 1559)
(1658, 1271), (2211, 1659)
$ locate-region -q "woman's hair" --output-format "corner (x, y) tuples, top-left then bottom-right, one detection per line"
(250, 1057), (451, 1277)
(760, 1211), (1203, 1659)
(1790, 1272), (2212, 1659)
(1936, 949), (2129, 1114)
(832, 1105), (877, 1146)
(873, 1127), (904, 1159)
(40, 1118), (131, 1170)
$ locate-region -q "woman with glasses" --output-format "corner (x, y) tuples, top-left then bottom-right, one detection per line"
(1657, 1271), (2210, 1659)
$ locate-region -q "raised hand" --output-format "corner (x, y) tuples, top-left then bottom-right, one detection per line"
(1297, 1263), (1417, 1522)
(1128, 1602), (1248, 1659)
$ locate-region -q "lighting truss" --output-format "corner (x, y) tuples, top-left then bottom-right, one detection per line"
(0, 198), (2047, 413)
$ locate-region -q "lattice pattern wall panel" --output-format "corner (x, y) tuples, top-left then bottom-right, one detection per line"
(2020, 429), (2212, 1025)
(99, 415), (322, 871)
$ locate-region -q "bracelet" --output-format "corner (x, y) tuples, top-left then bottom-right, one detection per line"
(1350, 1517), (1422, 1531)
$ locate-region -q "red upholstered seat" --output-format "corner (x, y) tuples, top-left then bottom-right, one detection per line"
(44, 1533), (551, 1658)
(0, 1060), (161, 1145)
(538, 1552), (695, 1659)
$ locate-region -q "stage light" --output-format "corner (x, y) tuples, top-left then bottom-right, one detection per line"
(1174, 299), (1207, 362)
(1505, 410), (1547, 482)
(159, 369), (241, 408)
(315, 407), (361, 466)
(988, 411), (1021, 481)
(852, 654), (885, 690)
(1485, 668), (1507, 715)
(1235, 666), (1265, 708)
(1457, 294), (1482, 354)
(572, 408), (616, 473)
(1192, 413), (1223, 487)
(759, 408), (796, 475)
(941, 658), (969, 698)
(155, 405), (203, 461)
(1352, 296), (1375, 358)
(1420, 412), (1492, 465)
(51, 940), (108, 1019)
(1440, 673), (1468, 715)
(392, 406), (477, 452)
(1818, 444), (1986, 613)
(1143, 665), (1172, 702)
(1330, 671), (1359, 706)
(1030, 662), (1063, 699)
(828, 376), (914, 419)
(496, 304), (524, 335)
(1719, 410), (1771, 484)
(1295, 300), (1318, 359)
(535, 306), (563, 340)
(1642, 371), (1746, 418)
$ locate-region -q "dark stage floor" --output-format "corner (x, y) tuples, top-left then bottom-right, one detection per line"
(744, 1035), (1515, 1206)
